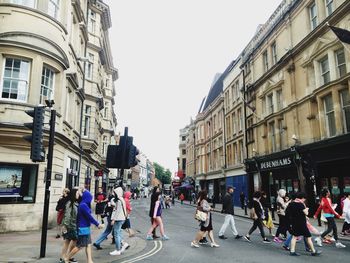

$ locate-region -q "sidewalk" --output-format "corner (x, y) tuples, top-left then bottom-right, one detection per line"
(0, 227), (147, 263)
(177, 200), (350, 241)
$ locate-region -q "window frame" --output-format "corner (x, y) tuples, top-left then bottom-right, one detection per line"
(340, 89), (350, 133)
(8, 0), (36, 8)
(86, 53), (94, 80)
(40, 65), (55, 105)
(83, 105), (91, 137)
(309, 2), (318, 30)
(1, 57), (31, 102)
(335, 48), (346, 78)
(325, 0), (334, 16)
(263, 50), (269, 72)
(48, 0), (60, 19)
(269, 122), (276, 152)
(323, 94), (336, 137)
(319, 55), (330, 85)
(88, 9), (96, 34)
(271, 42), (277, 65)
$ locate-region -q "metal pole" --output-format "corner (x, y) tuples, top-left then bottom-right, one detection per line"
(40, 109), (56, 258)
(119, 127), (128, 186)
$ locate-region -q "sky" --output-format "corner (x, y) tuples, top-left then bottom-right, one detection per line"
(105, 0), (282, 174)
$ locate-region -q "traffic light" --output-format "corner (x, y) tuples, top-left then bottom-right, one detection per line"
(106, 136), (126, 168)
(23, 106), (45, 162)
(127, 145), (139, 168)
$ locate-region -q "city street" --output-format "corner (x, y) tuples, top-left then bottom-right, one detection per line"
(123, 198), (350, 263)
(1, 197), (350, 262)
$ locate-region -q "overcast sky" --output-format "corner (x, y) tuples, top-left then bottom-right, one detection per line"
(105, 0), (282, 173)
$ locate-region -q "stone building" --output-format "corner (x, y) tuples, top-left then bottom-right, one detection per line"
(0, 0), (118, 232)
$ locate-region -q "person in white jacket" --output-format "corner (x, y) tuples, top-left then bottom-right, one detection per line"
(109, 187), (127, 256)
(341, 193), (350, 235)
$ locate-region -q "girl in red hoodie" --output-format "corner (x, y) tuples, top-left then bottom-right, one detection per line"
(123, 191), (135, 237)
(314, 189), (346, 248)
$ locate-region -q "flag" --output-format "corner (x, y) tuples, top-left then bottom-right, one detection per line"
(329, 26), (350, 44)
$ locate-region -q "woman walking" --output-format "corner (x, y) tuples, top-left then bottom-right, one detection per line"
(274, 189), (289, 242)
(244, 191), (271, 244)
(56, 188), (70, 238)
(64, 189), (102, 263)
(191, 190), (219, 248)
(110, 187), (128, 256)
(341, 192), (350, 235)
(146, 192), (170, 241)
(123, 190), (135, 237)
(149, 187), (161, 238)
(288, 192), (321, 256)
(314, 189), (346, 248)
(60, 188), (79, 263)
(95, 187), (108, 223)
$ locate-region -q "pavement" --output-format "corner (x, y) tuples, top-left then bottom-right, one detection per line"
(176, 199), (350, 241)
(0, 227), (147, 263)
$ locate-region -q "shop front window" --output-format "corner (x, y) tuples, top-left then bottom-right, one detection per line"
(0, 163), (37, 204)
(344, 177), (350, 194)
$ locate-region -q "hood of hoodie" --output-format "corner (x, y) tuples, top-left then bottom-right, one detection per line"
(278, 189), (286, 198)
(81, 190), (93, 205)
(114, 187), (124, 199)
(124, 191), (132, 200)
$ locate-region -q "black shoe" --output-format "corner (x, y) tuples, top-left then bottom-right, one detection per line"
(219, 235), (227, 239)
(311, 250), (322, 256)
(244, 235), (251, 243)
(263, 238), (271, 244)
(55, 234), (60, 239)
(69, 258), (78, 263)
(93, 243), (102, 250)
(282, 245), (290, 251)
(235, 235), (243, 239)
(290, 252), (300, 256)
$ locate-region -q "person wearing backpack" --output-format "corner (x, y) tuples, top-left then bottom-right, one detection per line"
(56, 188), (70, 239)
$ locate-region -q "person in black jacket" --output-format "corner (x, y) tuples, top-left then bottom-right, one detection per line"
(149, 186), (161, 238)
(244, 191), (271, 244)
(218, 186), (242, 240)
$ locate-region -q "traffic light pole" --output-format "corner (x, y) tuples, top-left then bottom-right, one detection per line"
(120, 127), (128, 186)
(40, 109), (56, 258)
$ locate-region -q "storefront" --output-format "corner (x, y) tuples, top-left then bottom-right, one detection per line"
(245, 149), (300, 206)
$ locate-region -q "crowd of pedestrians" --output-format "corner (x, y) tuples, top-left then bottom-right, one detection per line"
(54, 183), (349, 262)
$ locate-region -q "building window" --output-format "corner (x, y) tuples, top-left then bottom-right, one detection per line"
(278, 119), (285, 150)
(320, 55), (330, 85)
(309, 2), (318, 30)
(182, 149), (186, 155)
(48, 0), (60, 19)
(267, 93), (274, 114)
(269, 122), (276, 152)
(66, 157), (78, 188)
(263, 50), (269, 72)
(232, 113), (236, 135)
(238, 108), (243, 131)
(102, 136), (108, 156)
(0, 163), (38, 204)
(239, 140), (244, 163)
(104, 102), (109, 119)
(88, 9), (96, 34)
(323, 94), (336, 137)
(85, 53), (94, 80)
(8, 0), (35, 8)
(335, 49), (346, 78)
(276, 89), (282, 111)
(325, 0), (334, 16)
(40, 66), (55, 104)
(1, 58), (30, 102)
(271, 42), (277, 65)
(83, 105), (91, 137)
(340, 89), (350, 133)
(85, 166), (91, 191)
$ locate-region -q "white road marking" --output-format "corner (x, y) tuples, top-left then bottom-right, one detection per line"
(120, 240), (162, 263)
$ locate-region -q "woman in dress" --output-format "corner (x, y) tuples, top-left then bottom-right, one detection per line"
(191, 190), (219, 248)
(288, 192), (321, 256)
(95, 187), (108, 223)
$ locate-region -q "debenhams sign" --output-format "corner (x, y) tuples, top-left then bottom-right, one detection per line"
(260, 157), (292, 170)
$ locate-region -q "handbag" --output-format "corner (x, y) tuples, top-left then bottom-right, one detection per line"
(78, 227), (90, 236)
(195, 209), (208, 222)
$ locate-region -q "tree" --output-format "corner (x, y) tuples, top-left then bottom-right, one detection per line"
(153, 162), (172, 185)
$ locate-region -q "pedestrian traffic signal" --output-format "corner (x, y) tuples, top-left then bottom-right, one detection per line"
(106, 136), (127, 168)
(23, 106), (45, 162)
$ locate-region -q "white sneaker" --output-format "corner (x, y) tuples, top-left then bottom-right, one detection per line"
(314, 237), (323, 247)
(120, 242), (130, 253)
(335, 242), (346, 248)
(110, 250), (121, 256)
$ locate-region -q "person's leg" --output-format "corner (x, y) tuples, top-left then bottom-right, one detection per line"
(329, 218), (338, 241)
(94, 219), (112, 245)
(65, 246), (81, 262)
(290, 236), (297, 253)
(156, 217), (165, 236)
(147, 219), (159, 235)
(229, 215), (238, 236)
(321, 217), (333, 239)
(113, 221), (123, 251)
(61, 239), (70, 259)
(305, 237), (316, 252)
(207, 230), (218, 244)
(67, 240), (77, 255)
(247, 220), (258, 236)
(218, 215), (230, 236)
(85, 244), (93, 263)
(275, 215), (282, 237)
(284, 234), (292, 247)
(256, 219), (266, 239)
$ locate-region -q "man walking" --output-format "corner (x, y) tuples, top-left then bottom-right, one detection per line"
(218, 186), (242, 240)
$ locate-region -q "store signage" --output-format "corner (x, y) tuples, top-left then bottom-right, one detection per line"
(260, 157), (292, 170)
(54, 173), (63, 181)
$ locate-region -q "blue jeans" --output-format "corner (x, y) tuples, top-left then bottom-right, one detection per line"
(113, 220), (125, 251)
(94, 217), (112, 246)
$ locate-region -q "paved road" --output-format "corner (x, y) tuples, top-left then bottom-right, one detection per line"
(125, 198), (350, 263)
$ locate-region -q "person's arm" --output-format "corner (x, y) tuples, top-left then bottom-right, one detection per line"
(153, 201), (160, 218)
(81, 204), (100, 226)
(314, 200), (323, 218)
(202, 200), (211, 212)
